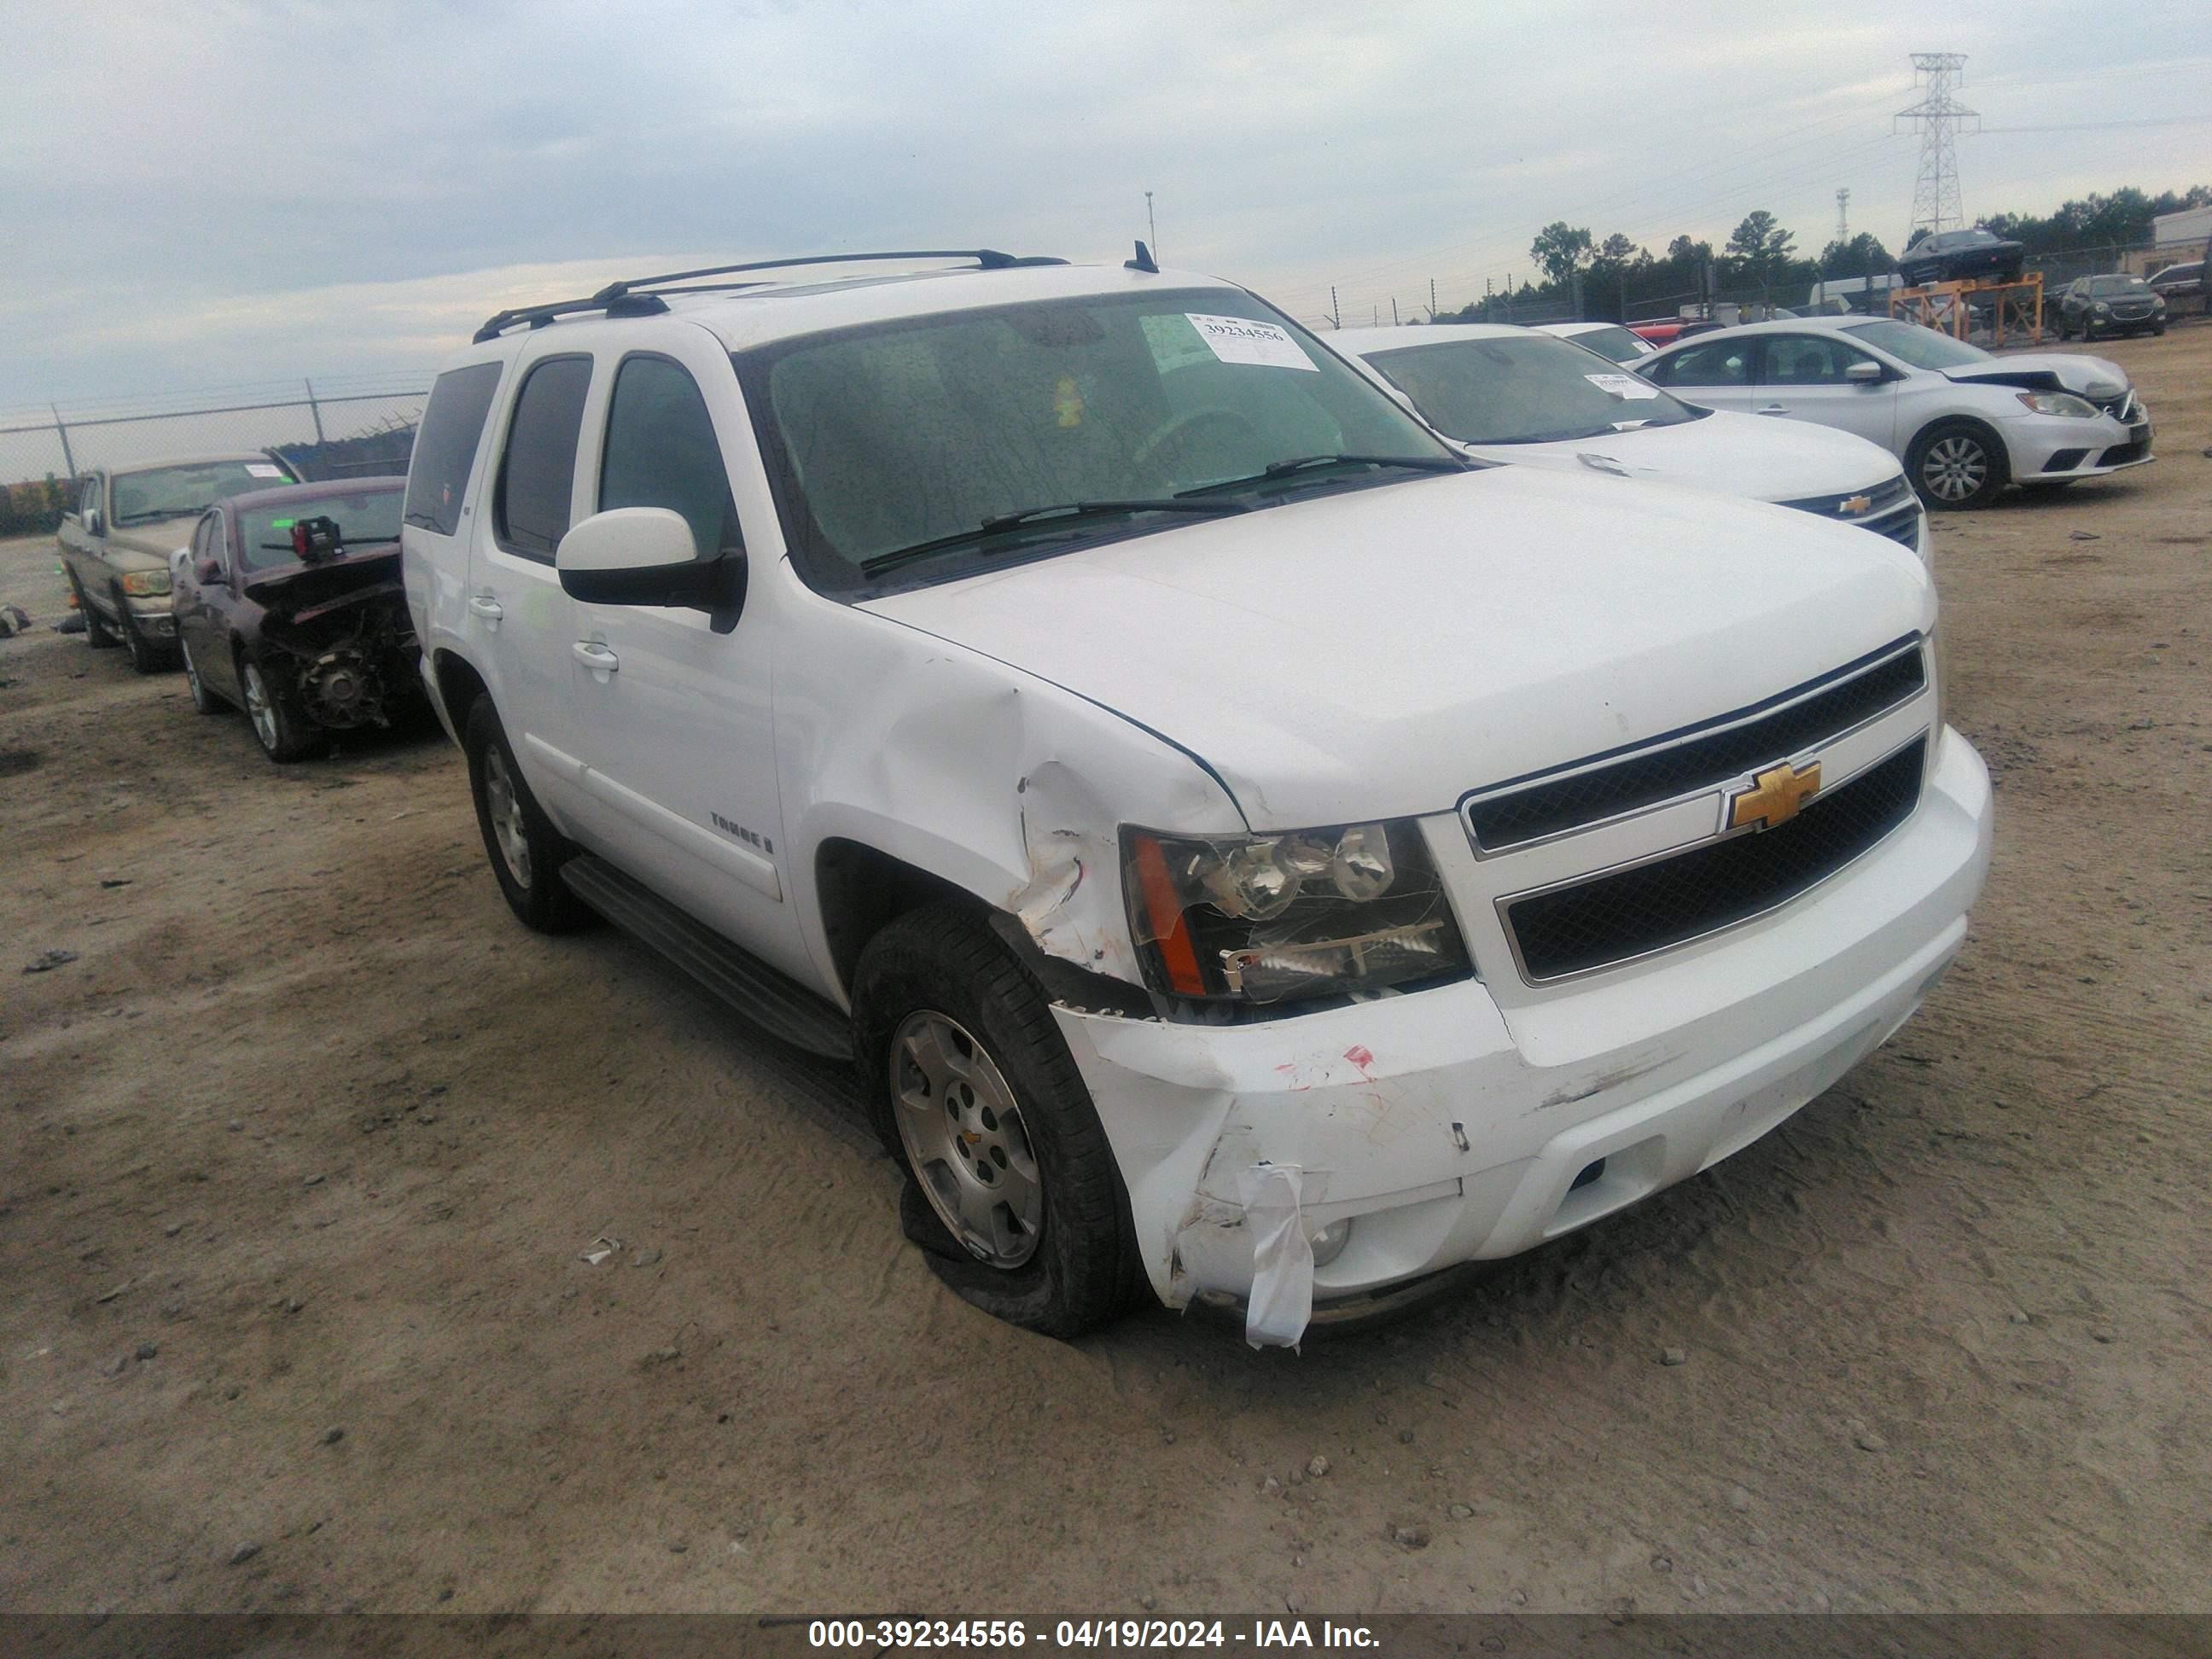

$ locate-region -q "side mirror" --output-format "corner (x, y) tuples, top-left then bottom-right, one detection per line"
(1844, 359), (1885, 385)
(84, 508), (104, 538)
(556, 507), (746, 632)
(197, 558), (223, 585)
(169, 548), (191, 583)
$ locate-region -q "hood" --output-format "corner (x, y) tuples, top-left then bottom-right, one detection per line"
(861, 468), (1931, 829)
(1461, 409), (1898, 503)
(108, 520), (198, 565)
(1941, 352), (2129, 400)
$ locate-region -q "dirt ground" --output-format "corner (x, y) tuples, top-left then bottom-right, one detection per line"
(3, 327), (2208, 1620)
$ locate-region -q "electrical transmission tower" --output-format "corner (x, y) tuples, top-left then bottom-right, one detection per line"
(1895, 52), (1978, 243)
(1835, 188), (1851, 245)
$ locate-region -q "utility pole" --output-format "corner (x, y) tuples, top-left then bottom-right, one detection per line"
(1835, 187), (1851, 245)
(1429, 277), (1437, 319)
(1390, 297), (1400, 325)
(1144, 191), (1157, 262)
(1895, 52), (1977, 244)
(1330, 286), (1340, 329)
(304, 379), (326, 445)
(51, 405), (76, 476)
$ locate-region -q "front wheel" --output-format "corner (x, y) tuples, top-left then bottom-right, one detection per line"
(853, 904), (1139, 1338)
(69, 574), (116, 649)
(463, 698), (591, 932)
(239, 654), (323, 762)
(181, 637), (224, 713)
(115, 597), (177, 674)
(1908, 418), (2008, 511)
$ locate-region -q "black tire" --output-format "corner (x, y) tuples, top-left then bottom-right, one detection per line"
(2153, 323), (2167, 337)
(852, 903), (1141, 1338)
(69, 573), (117, 649)
(1907, 417), (2008, 511)
(462, 698), (591, 933)
(237, 650), (323, 763)
(115, 596), (177, 675)
(180, 636), (224, 713)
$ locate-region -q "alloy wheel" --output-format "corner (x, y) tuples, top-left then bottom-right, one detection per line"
(480, 742), (533, 888)
(1921, 435), (1988, 504)
(242, 662), (281, 752)
(889, 1010), (1043, 1268)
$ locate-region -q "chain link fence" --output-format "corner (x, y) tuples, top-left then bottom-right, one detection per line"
(0, 375), (428, 539)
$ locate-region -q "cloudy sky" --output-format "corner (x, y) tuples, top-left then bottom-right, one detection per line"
(3, 0), (2207, 408)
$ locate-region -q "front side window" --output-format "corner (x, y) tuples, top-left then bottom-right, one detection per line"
(1362, 334), (1700, 445)
(736, 287), (1455, 593)
(405, 361), (504, 537)
(495, 356), (592, 557)
(1839, 319), (1989, 371)
(1760, 335), (1879, 386)
(236, 488), (405, 573)
(1650, 338), (1750, 387)
(598, 356), (740, 559)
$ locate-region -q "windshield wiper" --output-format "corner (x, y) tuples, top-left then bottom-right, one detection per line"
(1176, 452), (1464, 498)
(859, 498), (1251, 578)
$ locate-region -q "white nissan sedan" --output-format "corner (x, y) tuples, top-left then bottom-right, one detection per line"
(1634, 317), (2153, 510)
(1332, 323), (1926, 560)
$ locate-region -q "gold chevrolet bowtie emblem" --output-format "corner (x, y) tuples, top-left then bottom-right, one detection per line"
(1728, 760), (1822, 830)
(1839, 494), (1871, 516)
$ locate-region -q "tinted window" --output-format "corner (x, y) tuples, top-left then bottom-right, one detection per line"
(1761, 335), (1878, 385)
(405, 361), (503, 537)
(598, 356), (740, 559)
(495, 356), (592, 557)
(1362, 335), (1697, 445)
(1650, 339), (1749, 387)
(236, 489), (405, 573)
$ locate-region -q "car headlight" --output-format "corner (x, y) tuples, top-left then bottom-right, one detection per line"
(1125, 821), (1470, 1004)
(119, 570), (172, 597)
(2151, 295), (2166, 310)
(2017, 391), (2098, 419)
(2093, 301), (2111, 315)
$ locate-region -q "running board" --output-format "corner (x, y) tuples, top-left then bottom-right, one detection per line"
(558, 856), (853, 1062)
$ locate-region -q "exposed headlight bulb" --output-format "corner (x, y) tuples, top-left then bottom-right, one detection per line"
(1330, 824), (1395, 900)
(1208, 841), (1301, 920)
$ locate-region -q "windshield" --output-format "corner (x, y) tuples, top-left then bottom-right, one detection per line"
(1839, 319), (1991, 370)
(736, 287), (1455, 591)
(112, 461), (290, 524)
(1563, 325), (1649, 364)
(1360, 334), (1699, 445)
(236, 488), (404, 573)
(2087, 276), (2149, 296)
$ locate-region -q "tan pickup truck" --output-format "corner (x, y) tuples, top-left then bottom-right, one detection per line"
(59, 453), (298, 671)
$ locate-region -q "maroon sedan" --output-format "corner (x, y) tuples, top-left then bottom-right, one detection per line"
(168, 477), (421, 762)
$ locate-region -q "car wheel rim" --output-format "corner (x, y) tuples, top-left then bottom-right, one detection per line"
(480, 743), (533, 888)
(1923, 436), (1988, 502)
(889, 1010), (1043, 1269)
(242, 663), (281, 751)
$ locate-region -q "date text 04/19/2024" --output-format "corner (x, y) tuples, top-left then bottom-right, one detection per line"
(806, 1620), (1382, 1650)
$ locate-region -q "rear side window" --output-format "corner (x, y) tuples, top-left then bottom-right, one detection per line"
(598, 356), (741, 558)
(494, 356), (592, 557)
(404, 362), (503, 537)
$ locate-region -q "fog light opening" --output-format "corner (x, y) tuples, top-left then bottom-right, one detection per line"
(1309, 1218), (1353, 1268)
(1569, 1157), (1608, 1193)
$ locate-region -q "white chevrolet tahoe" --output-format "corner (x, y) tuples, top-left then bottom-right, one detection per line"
(403, 248), (1993, 1347)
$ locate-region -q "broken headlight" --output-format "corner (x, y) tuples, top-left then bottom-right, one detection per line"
(1123, 821), (1470, 1005)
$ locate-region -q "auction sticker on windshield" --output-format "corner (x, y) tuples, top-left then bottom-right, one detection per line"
(1186, 313), (1319, 371)
(1586, 372), (1659, 400)
(246, 463), (288, 478)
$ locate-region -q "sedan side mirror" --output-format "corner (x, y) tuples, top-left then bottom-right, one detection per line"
(1844, 359), (1886, 385)
(556, 507), (747, 632)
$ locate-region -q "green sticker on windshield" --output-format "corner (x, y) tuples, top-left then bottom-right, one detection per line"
(270, 518), (296, 529)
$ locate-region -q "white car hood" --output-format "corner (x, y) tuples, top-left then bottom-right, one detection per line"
(1941, 352), (2129, 399)
(1460, 409), (1898, 503)
(860, 468), (1930, 830)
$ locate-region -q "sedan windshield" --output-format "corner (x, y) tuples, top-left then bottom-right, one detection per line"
(736, 288), (1456, 591)
(1359, 334), (1701, 445)
(113, 461), (288, 524)
(236, 489), (404, 573)
(1839, 319), (1991, 371)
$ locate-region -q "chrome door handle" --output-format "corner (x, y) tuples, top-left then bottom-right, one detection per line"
(1755, 403), (1789, 416)
(469, 594), (504, 624)
(572, 641), (620, 678)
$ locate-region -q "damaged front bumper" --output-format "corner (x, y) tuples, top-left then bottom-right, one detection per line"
(1053, 727), (1993, 1346)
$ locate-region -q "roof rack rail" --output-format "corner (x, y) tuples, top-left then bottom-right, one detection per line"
(472, 248), (1068, 342)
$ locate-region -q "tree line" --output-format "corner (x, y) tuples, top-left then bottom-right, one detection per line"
(1443, 182), (2210, 324)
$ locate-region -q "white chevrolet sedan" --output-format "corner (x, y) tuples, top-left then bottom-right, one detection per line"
(1332, 323), (1926, 560)
(1634, 317), (2153, 510)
